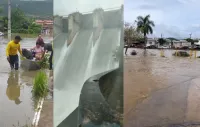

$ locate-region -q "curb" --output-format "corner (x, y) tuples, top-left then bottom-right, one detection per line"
(32, 97), (44, 127)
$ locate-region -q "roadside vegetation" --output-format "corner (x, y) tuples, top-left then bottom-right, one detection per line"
(37, 54), (50, 69)
(124, 22), (144, 45)
(0, 7), (42, 35)
(32, 71), (48, 98)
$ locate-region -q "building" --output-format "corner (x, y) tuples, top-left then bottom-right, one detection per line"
(35, 20), (53, 35)
(173, 40), (191, 48)
(146, 38), (158, 47)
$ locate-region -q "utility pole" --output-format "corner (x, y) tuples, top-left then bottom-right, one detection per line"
(189, 33), (192, 39)
(8, 0), (11, 41)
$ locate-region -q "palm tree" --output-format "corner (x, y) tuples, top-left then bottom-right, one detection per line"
(136, 15), (155, 49)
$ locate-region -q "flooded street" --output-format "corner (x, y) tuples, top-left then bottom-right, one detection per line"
(0, 37), (52, 127)
(124, 48), (200, 127)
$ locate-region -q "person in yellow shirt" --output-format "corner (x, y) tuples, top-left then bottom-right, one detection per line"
(6, 36), (23, 70)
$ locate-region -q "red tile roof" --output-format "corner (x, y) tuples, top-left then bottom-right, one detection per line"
(35, 20), (53, 25)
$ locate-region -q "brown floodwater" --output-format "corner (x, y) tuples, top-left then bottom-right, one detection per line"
(124, 48), (200, 127)
(0, 37), (52, 127)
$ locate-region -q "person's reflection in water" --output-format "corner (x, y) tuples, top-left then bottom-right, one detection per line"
(6, 72), (22, 105)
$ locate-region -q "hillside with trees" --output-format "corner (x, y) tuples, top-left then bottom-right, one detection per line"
(0, 0), (53, 19)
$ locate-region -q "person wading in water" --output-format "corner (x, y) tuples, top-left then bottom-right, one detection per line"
(6, 36), (24, 70)
(36, 34), (44, 45)
(41, 42), (53, 70)
(125, 44), (129, 55)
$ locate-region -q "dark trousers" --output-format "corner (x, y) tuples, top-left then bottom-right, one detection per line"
(49, 50), (53, 70)
(9, 55), (19, 70)
(125, 47), (128, 55)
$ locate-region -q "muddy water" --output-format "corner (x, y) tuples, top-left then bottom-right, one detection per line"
(124, 48), (200, 127)
(0, 37), (52, 127)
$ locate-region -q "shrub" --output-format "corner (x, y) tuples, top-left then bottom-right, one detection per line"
(37, 54), (50, 69)
(32, 71), (48, 98)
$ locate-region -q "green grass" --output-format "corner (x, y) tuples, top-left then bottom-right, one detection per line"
(32, 71), (48, 98)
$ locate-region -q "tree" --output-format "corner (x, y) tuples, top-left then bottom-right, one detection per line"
(158, 38), (166, 46)
(28, 22), (42, 34)
(11, 8), (27, 31)
(185, 38), (195, 45)
(10, 8), (42, 34)
(136, 15), (155, 48)
(124, 22), (143, 45)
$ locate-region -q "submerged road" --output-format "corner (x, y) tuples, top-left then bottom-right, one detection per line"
(124, 48), (200, 127)
(0, 37), (52, 127)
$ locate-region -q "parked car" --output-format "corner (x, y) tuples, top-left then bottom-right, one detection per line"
(194, 45), (200, 50)
(180, 46), (189, 50)
(147, 45), (157, 49)
(0, 32), (4, 36)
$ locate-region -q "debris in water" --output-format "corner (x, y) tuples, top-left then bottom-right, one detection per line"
(131, 50), (137, 55)
(173, 51), (190, 57)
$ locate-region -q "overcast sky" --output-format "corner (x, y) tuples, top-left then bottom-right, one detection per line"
(54, 0), (123, 16)
(125, 0), (200, 39)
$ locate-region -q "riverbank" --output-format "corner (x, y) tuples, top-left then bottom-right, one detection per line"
(38, 73), (53, 127)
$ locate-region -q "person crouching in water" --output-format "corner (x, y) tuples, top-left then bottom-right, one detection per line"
(31, 42), (44, 60)
(6, 36), (23, 70)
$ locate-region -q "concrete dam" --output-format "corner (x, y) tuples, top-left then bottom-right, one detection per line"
(54, 6), (123, 127)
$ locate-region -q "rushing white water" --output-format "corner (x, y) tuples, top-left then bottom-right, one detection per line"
(54, 28), (121, 126)
(54, 30), (93, 126)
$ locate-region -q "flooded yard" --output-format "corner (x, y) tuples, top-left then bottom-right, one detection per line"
(0, 37), (52, 127)
(124, 48), (200, 127)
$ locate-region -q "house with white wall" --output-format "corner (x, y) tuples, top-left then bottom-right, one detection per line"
(146, 38), (158, 47)
(173, 40), (191, 48)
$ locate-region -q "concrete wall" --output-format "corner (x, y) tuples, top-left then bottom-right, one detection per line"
(54, 7), (124, 127)
(59, 8), (123, 32)
(61, 8), (123, 47)
(146, 39), (157, 46)
(53, 16), (63, 36)
(93, 8), (104, 44)
(67, 12), (81, 46)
